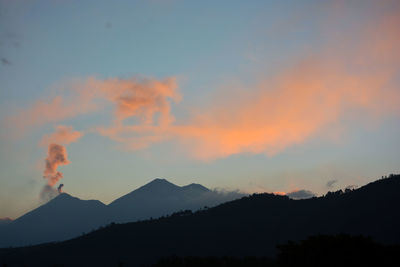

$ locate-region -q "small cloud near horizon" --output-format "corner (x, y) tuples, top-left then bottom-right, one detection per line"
(286, 189), (316, 200)
(345, 185), (358, 190)
(326, 179), (338, 188)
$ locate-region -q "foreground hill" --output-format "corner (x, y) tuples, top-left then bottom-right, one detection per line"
(153, 234), (400, 267)
(0, 179), (244, 247)
(1, 175), (399, 266)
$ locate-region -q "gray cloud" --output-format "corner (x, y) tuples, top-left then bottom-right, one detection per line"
(1, 58), (11, 66)
(326, 179), (338, 188)
(105, 22), (112, 29)
(287, 189), (316, 200)
(40, 185), (59, 203)
(345, 185), (357, 190)
(185, 188), (246, 210)
(0, 31), (22, 48)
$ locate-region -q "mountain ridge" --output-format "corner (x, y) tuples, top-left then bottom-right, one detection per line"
(0, 178), (244, 247)
(107, 178), (244, 223)
(1, 174), (398, 266)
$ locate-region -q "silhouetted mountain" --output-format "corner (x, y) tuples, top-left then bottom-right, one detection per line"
(1, 175), (399, 266)
(0, 193), (109, 247)
(0, 179), (244, 247)
(109, 178), (244, 223)
(182, 183), (209, 192)
(0, 217), (12, 226)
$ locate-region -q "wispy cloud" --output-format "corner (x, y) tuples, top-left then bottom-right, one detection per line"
(40, 125), (83, 146)
(4, 2), (400, 161)
(326, 180), (338, 188)
(1, 57), (11, 66)
(5, 94), (98, 136)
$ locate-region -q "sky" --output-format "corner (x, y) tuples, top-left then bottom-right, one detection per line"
(0, 0), (399, 219)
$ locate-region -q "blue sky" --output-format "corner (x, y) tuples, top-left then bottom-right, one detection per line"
(1, 0), (399, 218)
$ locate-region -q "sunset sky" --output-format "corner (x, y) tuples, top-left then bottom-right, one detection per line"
(1, 0), (399, 219)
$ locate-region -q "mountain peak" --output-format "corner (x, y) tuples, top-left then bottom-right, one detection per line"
(56, 192), (73, 198)
(148, 178), (170, 184)
(50, 192), (76, 202)
(47, 193), (106, 208)
(140, 178), (180, 192)
(182, 183), (210, 192)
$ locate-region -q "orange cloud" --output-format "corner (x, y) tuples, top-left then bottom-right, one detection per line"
(89, 77), (180, 125)
(81, 77), (181, 149)
(6, 93), (98, 137)
(5, 3), (400, 162)
(6, 77), (179, 137)
(40, 125), (83, 146)
(159, 5), (400, 160)
(170, 57), (398, 160)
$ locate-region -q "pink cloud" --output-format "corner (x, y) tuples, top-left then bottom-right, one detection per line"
(40, 125), (83, 146)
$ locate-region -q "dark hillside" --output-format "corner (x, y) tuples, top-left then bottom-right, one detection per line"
(1, 175), (399, 266)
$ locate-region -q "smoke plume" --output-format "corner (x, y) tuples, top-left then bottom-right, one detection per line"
(40, 185), (59, 203)
(43, 144), (69, 187)
(57, 184), (64, 193)
(40, 126), (82, 200)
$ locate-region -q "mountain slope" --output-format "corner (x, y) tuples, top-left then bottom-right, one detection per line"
(0, 179), (244, 247)
(0, 193), (109, 247)
(1, 175), (399, 267)
(0, 218), (12, 226)
(109, 178), (244, 223)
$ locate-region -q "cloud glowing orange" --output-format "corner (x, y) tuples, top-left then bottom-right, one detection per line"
(40, 125), (83, 146)
(5, 3), (400, 162)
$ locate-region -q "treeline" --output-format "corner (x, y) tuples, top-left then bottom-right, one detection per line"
(151, 234), (400, 267)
